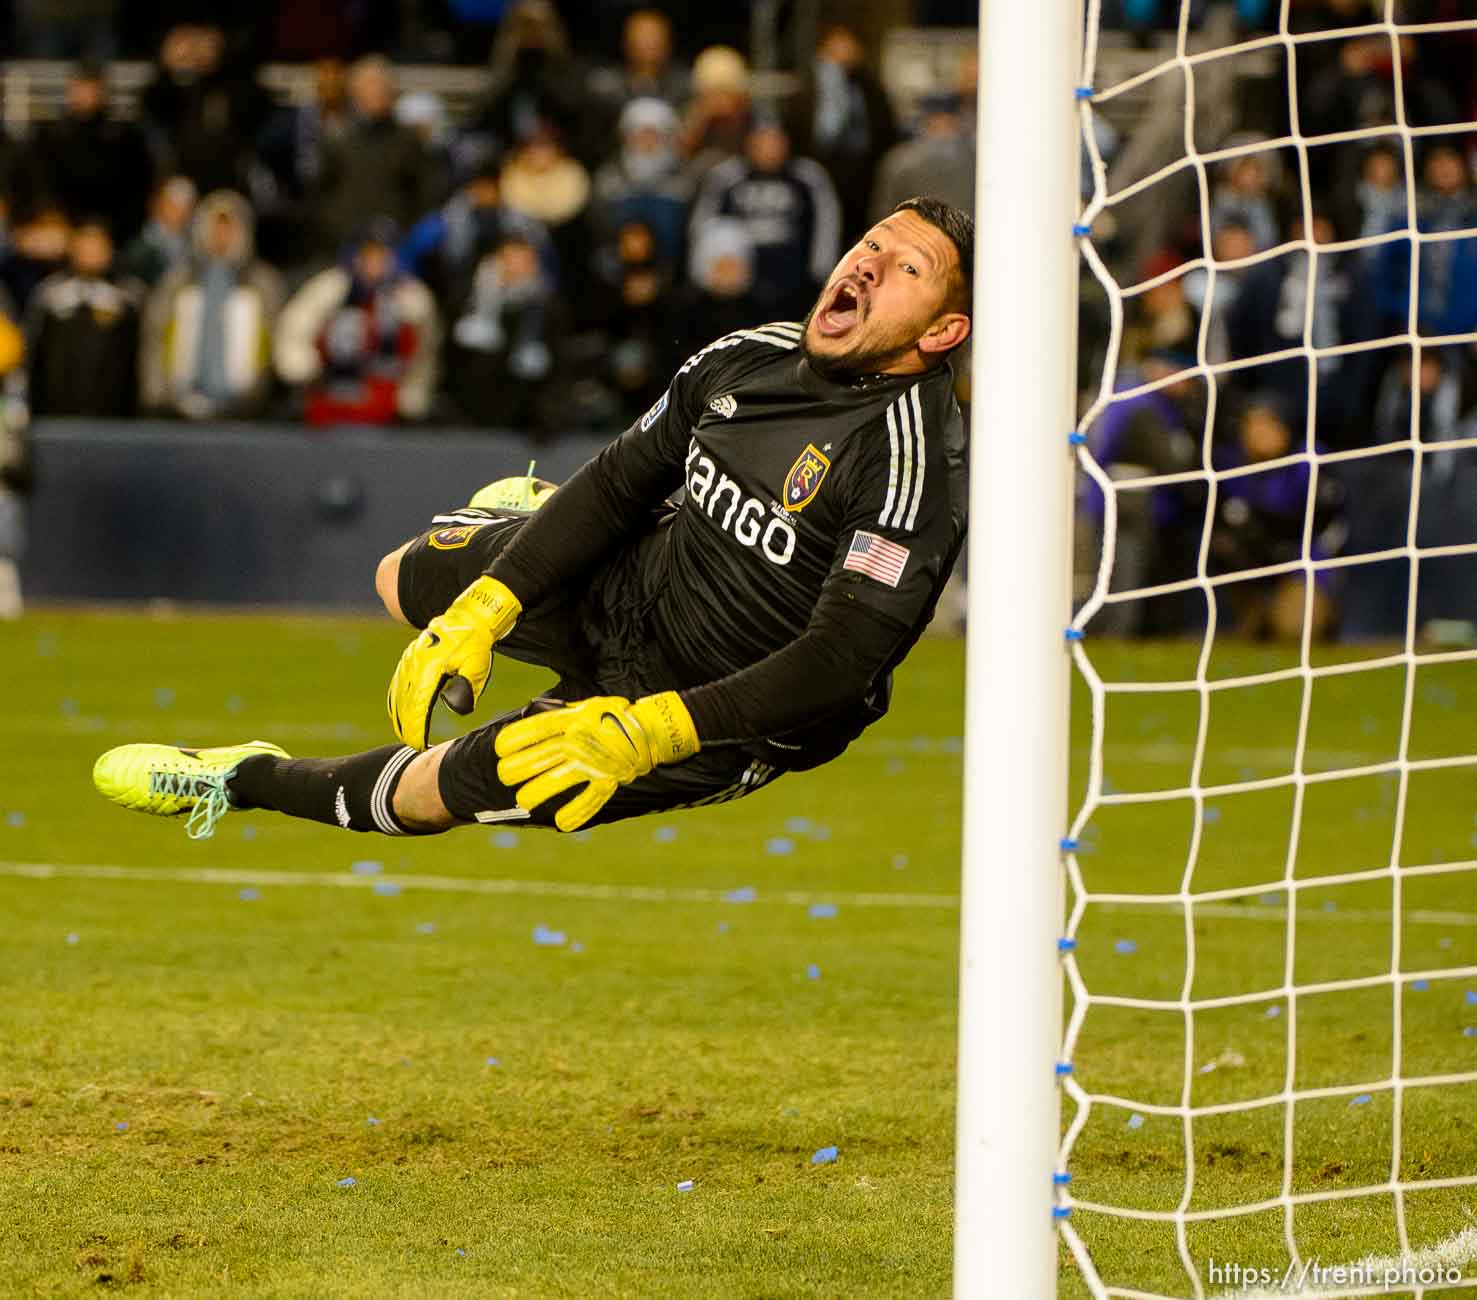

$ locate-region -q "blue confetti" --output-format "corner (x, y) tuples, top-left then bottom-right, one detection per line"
(533, 924), (566, 947)
(676, 1179), (695, 1192)
(240, 825), (258, 841)
(884, 759), (906, 776)
(892, 853), (909, 870)
(571, 941), (585, 954)
(492, 831), (519, 849)
(1114, 939), (1137, 955)
(1238, 767), (1256, 782)
(65, 932), (79, 945)
(154, 687), (176, 709)
(224, 694), (245, 714)
(1203, 806), (1222, 824)
(1265, 1004), (1282, 1018)
(809, 903), (839, 920)
(351, 860), (383, 875)
(811, 1146), (839, 1165)
(1257, 892), (1283, 906)
(1349, 1094), (1371, 1107)
(652, 825), (678, 844)
(238, 888), (260, 902)
(717, 921), (730, 935)
(60, 697), (79, 715)
(1466, 990), (1477, 1005)
(572, 831), (593, 842)
(336, 1177), (357, 1188)
(1441, 937), (1455, 950)
(1322, 900), (1338, 913)
(115, 1121), (128, 1132)
(1126, 1113), (1145, 1131)
(485, 1057), (501, 1067)
(373, 881), (401, 897)
(766, 836), (796, 856)
(455, 1248), (466, 1258)
(1465, 1028), (1477, 1040)
(366, 1117), (380, 1126)
(416, 922), (435, 935)
(806, 964), (821, 980)
(785, 816), (813, 834)
(5, 811), (25, 828)
(723, 886), (757, 903)
(1413, 979), (1430, 992)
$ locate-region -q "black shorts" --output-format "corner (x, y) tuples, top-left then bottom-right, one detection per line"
(395, 506), (783, 830)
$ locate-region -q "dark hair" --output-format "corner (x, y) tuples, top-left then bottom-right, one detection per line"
(891, 196), (973, 315)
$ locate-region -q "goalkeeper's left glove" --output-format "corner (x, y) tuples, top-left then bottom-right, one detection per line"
(388, 575), (522, 750)
(494, 692), (699, 832)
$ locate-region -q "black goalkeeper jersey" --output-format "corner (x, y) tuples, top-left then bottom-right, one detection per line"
(488, 320), (968, 766)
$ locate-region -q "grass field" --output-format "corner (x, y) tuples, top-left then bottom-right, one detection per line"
(4, 609), (1477, 1298)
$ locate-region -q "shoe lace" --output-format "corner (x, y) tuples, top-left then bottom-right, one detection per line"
(151, 767), (232, 840)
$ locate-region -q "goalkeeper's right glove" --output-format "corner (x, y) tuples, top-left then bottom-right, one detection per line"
(387, 575), (522, 750)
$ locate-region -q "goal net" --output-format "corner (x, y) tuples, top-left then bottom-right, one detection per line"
(1056, 2), (1477, 1296)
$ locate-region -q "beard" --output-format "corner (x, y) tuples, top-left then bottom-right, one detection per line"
(799, 295), (919, 381)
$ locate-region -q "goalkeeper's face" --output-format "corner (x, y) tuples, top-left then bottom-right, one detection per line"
(802, 210), (970, 379)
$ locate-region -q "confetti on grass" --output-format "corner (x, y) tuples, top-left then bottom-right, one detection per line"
(366, 1117), (380, 1127)
(811, 1146), (839, 1165)
(1114, 939), (1137, 955)
(238, 888), (259, 902)
(676, 1180), (695, 1192)
(485, 1057), (501, 1068)
(806, 964), (821, 980)
(1350, 1094), (1372, 1107)
(808, 903), (839, 919)
(5, 811), (25, 828)
(652, 825), (678, 843)
(532, 925), (566, 947)
(724, 886), (756, 903)
(373, 881), (401, 896)
(154, 687), (176, 708)
(1265, 1005), (1282, 1018)
(65, 932), (79, 945)
(1126, 1114), (1145, 1131)
(892, 853), (909, 870)
(492, 831), (519, 849)
(1412, 979), (1430, 991)
(336, 1177), (357, 1188)
(351, 860), (383, 875)
(766, 837), (795, 856)
(456, 1248), (466, 1257)
(115, 1121), (128, 1132)
(785, 817), (813, 834)
(415, 922), (434, 934)
(717, 921), (730, 934)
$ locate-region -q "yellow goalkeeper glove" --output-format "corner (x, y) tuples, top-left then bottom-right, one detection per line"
(387, 575), (522, 750)
(494, 692), (700, 832)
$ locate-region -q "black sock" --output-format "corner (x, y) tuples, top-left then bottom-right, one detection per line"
(228, 745), (425, 835)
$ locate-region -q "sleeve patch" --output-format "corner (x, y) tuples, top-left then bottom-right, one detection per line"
(843, 530), (911, 588)
(640, 389), (669, 431)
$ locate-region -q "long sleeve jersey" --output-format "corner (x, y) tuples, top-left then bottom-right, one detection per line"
(488, 320), (967, 767)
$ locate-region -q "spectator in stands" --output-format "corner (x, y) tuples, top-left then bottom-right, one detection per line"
(0, 285), (27, 619)
(498, 121), (591, 280)
(118, 176), (197, 288)
(1184, 217), (1257, 365)
(141, 190), (284, 420)
(1210, 138), (1282, 252)
(317, 57), (441, 257)
(1, 205), (72, 311)
(274, 219), (439, 426)
(671, 216), (767, 360)
(139, 23), (272, 198)
(395, 91), (455, 199)
(24, 219), (139, 418)
(1350, 141), (1407, 263)
(788, 23), (899, 239)
(682, 46), (753, 181)
(400, 159), (556, 310)
(473, 0), (588, 162)
(1229, 213), (1374, 446)
(1373, 141), (1477, 338)
(589, 9), (691, 141)
(14, 0), (120, 59)
(689, 116), (842, 321)
(1210, 391), (1341, 641)
(1120, 249), (1200, 367)
(587, 219), (676, 423)
(590, 98), (692, 267)
(26, 60), (153, 243)
(869, 56), (978, 221)
(443, 233), (562, 430)
(255, 57), (352, 263)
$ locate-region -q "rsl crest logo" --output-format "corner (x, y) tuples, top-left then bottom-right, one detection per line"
(428, 524), (483, 550)
(782, 443), (831, 513)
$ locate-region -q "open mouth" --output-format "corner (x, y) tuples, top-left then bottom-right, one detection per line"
(817, 279), (863, 338)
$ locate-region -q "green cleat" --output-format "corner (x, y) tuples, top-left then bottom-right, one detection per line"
(92, 740), (289, 841)
(467, 460), (557, 512)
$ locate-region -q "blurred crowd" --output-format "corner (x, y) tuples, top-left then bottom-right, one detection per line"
(0, 4), (978, 442)
(1079, 0), (1477, 641)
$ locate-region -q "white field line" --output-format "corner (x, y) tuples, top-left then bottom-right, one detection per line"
(0, 860), (958, 910)
(4, 862), (1477, 930)
(1215, 1224), (1477, 1298)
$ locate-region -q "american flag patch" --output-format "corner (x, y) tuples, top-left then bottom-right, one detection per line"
(843, 530), (910, 587)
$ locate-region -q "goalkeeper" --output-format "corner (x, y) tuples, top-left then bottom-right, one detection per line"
(93, 198), (972, 839)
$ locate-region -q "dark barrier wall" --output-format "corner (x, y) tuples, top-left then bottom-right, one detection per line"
(20, 420), (614, 607)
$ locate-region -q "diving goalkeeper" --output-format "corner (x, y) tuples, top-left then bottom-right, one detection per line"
(93, 197), (972, 839)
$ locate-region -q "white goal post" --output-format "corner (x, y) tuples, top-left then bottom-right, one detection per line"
(956, 1), (1081, 1297)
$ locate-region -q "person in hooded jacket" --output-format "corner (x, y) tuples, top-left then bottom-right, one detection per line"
(141, 190), (284, 420)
